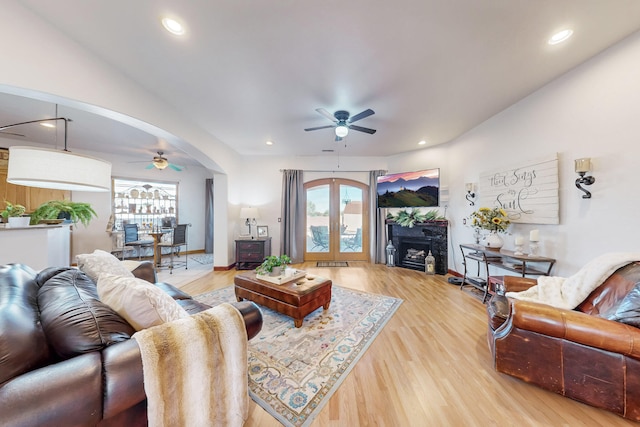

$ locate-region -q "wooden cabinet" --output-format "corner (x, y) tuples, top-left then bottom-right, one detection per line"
(235, 238), (271, 270)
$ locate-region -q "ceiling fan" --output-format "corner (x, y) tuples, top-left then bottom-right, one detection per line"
(146, 151), (183, 171)
(304, 108), (376, 141)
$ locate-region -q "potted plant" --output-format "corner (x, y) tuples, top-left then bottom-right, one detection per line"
(1, 201), (30, 227)
(256, 254), (292, 276)
(29, 200), (97, 227)
(469, 207), (511, 249)
(386, 209), (445, 228)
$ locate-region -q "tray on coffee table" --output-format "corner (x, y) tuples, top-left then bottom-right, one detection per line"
(255, 269), (307, 285)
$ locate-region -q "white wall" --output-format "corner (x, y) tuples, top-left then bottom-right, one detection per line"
(392, 30), (640, 277)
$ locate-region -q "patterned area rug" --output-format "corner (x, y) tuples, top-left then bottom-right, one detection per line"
(189, 253), (213, 265)
(316, 261), (349, 267)
(195, 285), (402, 427)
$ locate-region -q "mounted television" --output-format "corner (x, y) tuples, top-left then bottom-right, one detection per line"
(376, 168), (440, 208)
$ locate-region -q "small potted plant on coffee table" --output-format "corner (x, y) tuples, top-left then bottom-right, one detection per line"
(256, 254), (292, 277)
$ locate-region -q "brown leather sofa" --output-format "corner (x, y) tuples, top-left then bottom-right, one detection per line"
(487, 262), (640, 421)
(0, 262), (262, 427)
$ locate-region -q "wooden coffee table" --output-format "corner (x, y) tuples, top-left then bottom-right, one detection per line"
(234, 271), (332, 328)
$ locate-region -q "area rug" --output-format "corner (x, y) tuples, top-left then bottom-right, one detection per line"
(316, 261), (349, 267)
(195, 285), (402, 427)
(189, 253), (213, 265)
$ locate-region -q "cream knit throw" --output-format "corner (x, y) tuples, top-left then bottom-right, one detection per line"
(506, 252), (640, 309)
(133, 303), (248, 427)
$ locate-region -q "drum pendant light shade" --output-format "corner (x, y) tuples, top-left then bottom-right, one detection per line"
(7, 146), (112, 192)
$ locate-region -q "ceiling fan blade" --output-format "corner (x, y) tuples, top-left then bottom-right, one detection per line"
(145, 163), (155, 169)
(304, 125), (335, 132)
(169, 163), (183, 172)
(315, 108), (337, 123)
(349, 124), (377, 134)
(348, 109), (375, 123)
(335, 135), (343, 142)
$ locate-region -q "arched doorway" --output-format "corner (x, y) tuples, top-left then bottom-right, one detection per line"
(304, 178), (369, 262)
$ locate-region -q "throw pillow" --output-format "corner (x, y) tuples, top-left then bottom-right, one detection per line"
(77, 249), (134, 283)
(606, 281), (640, 327)
(97, 273), (189, 330)
(38, 269), (135, 359)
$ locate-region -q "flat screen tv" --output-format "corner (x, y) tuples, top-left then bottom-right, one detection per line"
(376, 168), (440, 208)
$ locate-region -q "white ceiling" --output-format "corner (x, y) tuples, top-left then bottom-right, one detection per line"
(2, 1), (640, 165)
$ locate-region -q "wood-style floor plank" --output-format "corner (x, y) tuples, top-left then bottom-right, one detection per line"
(179, 262), (637, 426)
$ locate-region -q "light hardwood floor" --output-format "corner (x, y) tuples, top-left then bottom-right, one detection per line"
(177, 262), (637, 426)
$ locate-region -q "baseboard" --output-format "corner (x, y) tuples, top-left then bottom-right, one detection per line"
(214, 263), (236, 271)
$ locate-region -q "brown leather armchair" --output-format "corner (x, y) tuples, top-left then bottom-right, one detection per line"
(0, 262), (262, 427)
(487, 262), (640, 421)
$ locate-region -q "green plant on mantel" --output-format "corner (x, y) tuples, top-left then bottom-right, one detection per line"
(256, 254), (292, 275)
(1, 201), (26, 219)
(29, 200), (97, 227)
(386, 209), (445, 228)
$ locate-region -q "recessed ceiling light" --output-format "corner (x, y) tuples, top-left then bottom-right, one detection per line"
(548, 29), (573, 45)
(161, 17), (186, 36)
(40, 122), (55, 128)
(266, 140), (274, 146)
(418, 140), (427, 145)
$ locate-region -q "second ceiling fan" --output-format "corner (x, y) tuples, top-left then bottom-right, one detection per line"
(304, 108), (376, 141)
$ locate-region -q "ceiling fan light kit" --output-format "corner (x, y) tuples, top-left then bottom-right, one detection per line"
(145, 151), (182, 171)
(305, 108), (376, 142)
(335, 125), (349, 138)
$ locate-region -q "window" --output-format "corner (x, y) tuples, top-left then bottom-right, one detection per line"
(111, 178), (178, 253)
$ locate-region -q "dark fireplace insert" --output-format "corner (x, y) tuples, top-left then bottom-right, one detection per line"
(387, 221), (448, 274)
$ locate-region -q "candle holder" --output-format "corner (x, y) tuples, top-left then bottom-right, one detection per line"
(529, 241), (540, 256)
(514, 244), (524, 256)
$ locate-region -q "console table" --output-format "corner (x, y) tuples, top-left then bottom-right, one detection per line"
(459, 243), (555, 302)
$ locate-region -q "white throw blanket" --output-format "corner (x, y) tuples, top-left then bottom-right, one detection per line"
(505, 252), (640, 309)
(133, 303), (248, 427)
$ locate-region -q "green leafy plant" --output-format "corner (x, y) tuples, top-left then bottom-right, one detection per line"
(29, 200), (97, 227)
(1, 201), (26, 219)
(470, 207), (511, 233)
(387, 209), (445, 228)
(256, 254), (292, 275)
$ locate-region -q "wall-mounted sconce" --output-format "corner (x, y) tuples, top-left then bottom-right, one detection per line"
(575, 158), (595, 199)
(465, 183), (476, 206)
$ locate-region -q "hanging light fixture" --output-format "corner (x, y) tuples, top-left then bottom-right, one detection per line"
(1, 117), (112, 192)
(335, 123), (349, 138)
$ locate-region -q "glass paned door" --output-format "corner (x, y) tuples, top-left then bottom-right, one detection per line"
(306, 184), (331, 254)
(304, 179), (368, 261)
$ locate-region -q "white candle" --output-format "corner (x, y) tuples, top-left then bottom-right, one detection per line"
(530, 229), (539, 242)
(514, 235), (524, 245)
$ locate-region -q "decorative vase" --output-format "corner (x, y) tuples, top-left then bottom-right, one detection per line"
(7, 216), (31, 228)
(270, 266), (283, 277)
(484, 231), (504, 249)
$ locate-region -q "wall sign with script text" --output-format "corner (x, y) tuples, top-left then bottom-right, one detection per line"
(478, 154), (559, 224)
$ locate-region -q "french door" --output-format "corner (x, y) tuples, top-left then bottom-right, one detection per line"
(304, 178), (369, 262)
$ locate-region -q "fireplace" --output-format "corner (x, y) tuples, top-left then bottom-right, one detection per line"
(387, 221), (448, 274)
(398, 238), (432, 270)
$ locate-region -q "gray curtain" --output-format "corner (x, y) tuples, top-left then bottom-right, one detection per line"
(369, 170), (387, 263)
(204, 178), (214, 254)
(280, 170), (305, 263)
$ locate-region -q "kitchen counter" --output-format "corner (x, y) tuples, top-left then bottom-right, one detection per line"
(0, 224), (71, 269)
